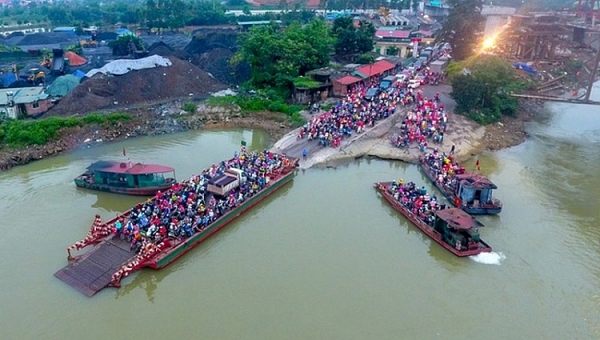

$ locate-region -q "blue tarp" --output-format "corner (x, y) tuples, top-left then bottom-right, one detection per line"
(72, 70), (86, 79)
(513, 62), (538, 76)
(115, 28), (133, 36)
(0, 72), (17, 87)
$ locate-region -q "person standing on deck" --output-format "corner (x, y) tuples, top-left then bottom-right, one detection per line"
(302, 149), (308, 160)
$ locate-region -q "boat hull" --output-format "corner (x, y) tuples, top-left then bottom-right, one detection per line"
(419, 158), (502, 215)
(375, 182), (492, 257)
(74, 177), (174, 196)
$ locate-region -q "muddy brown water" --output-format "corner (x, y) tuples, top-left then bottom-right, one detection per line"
(1, 98), (599, 339)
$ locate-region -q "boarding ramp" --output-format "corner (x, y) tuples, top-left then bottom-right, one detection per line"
(54, 237), (134, 297)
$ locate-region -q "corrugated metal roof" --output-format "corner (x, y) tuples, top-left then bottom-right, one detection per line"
(335, 75), (362, 85)
(0, 87), (48, 106)
(375, 30), (411, 39)
(354, 60), (395, 78)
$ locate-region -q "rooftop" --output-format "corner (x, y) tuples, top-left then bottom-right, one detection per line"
(454, 173), (498, 189)
(435, 208), (484, 230)
(334, 75), (362, 85)
(237, 20), (282, 25)
(88, 161), (175, 175)
(0, 87), (48, 106)
(375, 30), (411, 39)
(353, 60), (395, 78)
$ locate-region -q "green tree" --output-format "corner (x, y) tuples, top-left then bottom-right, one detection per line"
(108, 35), (145, 56)
(332, 17), (376, 58)
(237, 19), (332, 89)
(449, 55), (519, 124)
(436, 0), (484, 60)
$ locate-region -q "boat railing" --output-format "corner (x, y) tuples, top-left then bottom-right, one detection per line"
(66, 211), (130, 260)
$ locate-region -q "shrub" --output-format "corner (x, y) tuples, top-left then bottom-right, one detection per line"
(182, 102), (197, 113)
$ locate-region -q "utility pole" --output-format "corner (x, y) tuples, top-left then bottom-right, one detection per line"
(584, 45), (600, 101)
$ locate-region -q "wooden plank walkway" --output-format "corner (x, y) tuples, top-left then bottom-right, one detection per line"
(54, 237), (135, 297)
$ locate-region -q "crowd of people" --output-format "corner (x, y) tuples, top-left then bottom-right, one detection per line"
(422, 149), (466, 190)
(113, 148), (292, 253)
(387, 179), (446, 226)
(296, 80), (412, 148)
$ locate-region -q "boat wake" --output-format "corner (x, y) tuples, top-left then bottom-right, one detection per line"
(470, 252), (506, 265)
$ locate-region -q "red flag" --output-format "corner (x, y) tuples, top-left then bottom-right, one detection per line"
(476, 159), (481, 171)
(122, 147), (126, 157)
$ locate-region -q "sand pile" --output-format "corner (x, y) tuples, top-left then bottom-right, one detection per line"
(47, 56), (226, 116)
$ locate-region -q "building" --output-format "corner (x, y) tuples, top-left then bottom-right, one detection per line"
(373, 28), (413, 57)
(332, 75), (363, 97)
(352, 59), (396, 81)
(0, 87), (53, 119)
(237, 20), (282, 32)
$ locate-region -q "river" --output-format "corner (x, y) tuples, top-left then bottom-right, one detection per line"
(1, 100), (599, 339)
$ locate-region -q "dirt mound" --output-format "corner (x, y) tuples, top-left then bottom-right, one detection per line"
(147, 41), (175, 56)
(190, 47), (251, 85)
(184, 29), (239, 55)
(47, 57), (226, 116)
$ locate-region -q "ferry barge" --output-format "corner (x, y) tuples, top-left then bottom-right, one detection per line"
(56, 150), (298, 296)
(375, 181), (492, 257)
(419, 155), (502, 215)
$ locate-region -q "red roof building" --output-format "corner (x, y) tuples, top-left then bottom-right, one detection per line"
(332, 75), (362, 97)
(334, 75), (362, 85)
(375, 30), (411, 39)
(354, 60), (395, 78)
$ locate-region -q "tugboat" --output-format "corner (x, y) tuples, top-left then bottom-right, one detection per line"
(56, 149), (299, 296)
(419, 154), (502, 215)
(375, 181), (492, 257)
(74, 161), (177, 196)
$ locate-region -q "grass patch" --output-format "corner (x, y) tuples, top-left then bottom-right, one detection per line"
(293, 77), (322, 89)
(0, 113), (132, 147)
(182, 102), (197, 113)
(205, 94), (306, 127)
(320, 103), (333, 111)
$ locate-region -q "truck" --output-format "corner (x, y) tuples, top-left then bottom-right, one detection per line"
(207, 168), (247, 196)
(379, 76), (396, 90)
(429, 59), (449, 74)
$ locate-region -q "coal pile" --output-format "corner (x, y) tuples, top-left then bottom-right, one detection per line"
(5, 32), (78, 47)
(47, 57), (226, 116)
(184, 29), (239, 55)
(147, 41), (190, 60)
(190, 47), (251, 85)
(142, 34), (192, 52)
(184, 30), (251, 85)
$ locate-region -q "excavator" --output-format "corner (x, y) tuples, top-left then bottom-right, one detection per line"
(27, 68), (45, 85)
(40, 58), (52, 69)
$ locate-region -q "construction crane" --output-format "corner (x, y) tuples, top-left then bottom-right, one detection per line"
(576, 0), (600, 22)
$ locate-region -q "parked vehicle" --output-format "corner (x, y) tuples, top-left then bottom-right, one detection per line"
(379, 76), (396, 90)
(364, 87), (381, 100)
(207, 168), (247, 196)
(407, 79), (420, 89)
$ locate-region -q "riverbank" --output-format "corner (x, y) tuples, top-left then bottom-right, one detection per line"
(0, 88), (542, 173)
